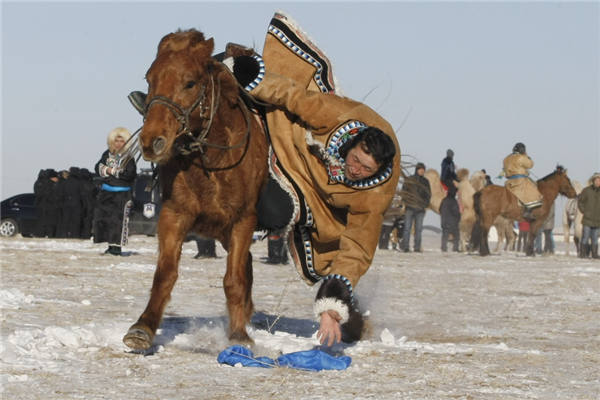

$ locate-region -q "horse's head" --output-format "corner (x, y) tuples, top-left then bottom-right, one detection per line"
(139, 30), (239, 163)
(554, 165), (578, 199)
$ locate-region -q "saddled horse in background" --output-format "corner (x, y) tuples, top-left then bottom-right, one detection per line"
(474, 166), (577, 256)
(122, 30), (269, 350)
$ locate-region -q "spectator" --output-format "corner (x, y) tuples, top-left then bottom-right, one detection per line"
(93, 127), (137, 256)
(481, 169), (493, 186)
(79, 168), (97, 239)
(440, 184), (460, 252)
(33, 169), (48, 237)
(57, 167), (83, 238)
(194, 236), (218, 259)
(401, 162), (431, 252)
(441, 149), (458, 191)
(38, 169), (61, 238)
(517, 221), (530, 252)
(534, 202), (555, 254)
(578, 172), (600, 258)
(263, 234), (288, 264)
(379, 189), (404, 250)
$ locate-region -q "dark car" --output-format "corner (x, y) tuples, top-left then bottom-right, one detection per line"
(0, 193), (37, 237)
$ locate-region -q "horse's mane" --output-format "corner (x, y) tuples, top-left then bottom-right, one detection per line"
(158, 29), (207, 54)
(538, 165), (565, 183)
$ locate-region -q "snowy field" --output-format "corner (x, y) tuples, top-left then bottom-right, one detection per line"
(1, 232), (599, 400)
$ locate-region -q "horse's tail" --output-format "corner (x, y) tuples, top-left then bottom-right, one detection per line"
(469, 191), (483, 251)
(473, 191), (482, 218)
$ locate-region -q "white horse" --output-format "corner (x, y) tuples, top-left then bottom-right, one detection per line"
(563, 180), (583, 255)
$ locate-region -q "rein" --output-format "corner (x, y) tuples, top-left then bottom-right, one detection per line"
(144, 70), (252, 159)
(116, 64), (255, 178)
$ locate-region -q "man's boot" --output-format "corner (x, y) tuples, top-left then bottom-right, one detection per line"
(128, 91), (147, 116)
(265, 236), (283, 264)
(580, 244), (590, 258)
(592, 244), (599, 259)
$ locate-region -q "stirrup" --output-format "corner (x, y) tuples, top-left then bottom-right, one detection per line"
(128, 91), (147, 116)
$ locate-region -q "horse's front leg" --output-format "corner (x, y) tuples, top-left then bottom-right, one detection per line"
(222, 214), (256, 343)
(123, 207), (188, 350)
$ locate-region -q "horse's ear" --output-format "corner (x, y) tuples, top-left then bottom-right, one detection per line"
(190, 37), (214, 61)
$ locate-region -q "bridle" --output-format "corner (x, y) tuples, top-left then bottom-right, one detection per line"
(144, 70), (252, 157)
(115, 65), (254, 177)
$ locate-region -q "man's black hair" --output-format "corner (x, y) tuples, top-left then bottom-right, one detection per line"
(338, 127), (396, 175)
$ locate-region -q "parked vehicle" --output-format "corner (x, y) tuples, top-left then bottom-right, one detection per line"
(0, 193), (37, 237)
(128, 168), (161, 236)
(1, 169), (161, 238)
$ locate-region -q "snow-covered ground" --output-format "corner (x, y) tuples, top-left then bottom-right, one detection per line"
(1, 233), (599, 399)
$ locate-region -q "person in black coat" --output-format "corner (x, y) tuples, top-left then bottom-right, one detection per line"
(57, 167), (83, 238)
(441, 149), (458, 190)
(400, 162), (431, 252)
(440, 184), (460, 252)
(79, 168), (97, 239)
(38, 169), (61, 238)
(93, 127), (137, 255)
(33, 169), (48, 237)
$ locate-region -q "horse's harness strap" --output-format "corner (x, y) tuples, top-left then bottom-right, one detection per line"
(143, 71), (252, 160)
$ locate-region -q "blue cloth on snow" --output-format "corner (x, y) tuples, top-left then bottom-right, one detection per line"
(217, 345), (352, 371)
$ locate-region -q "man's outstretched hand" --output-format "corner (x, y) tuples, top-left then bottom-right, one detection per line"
(317, 310), (342, 346)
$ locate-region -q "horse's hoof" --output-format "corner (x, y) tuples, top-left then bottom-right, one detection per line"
(123, 326), (154, 350)
(229, 331), (253, 345)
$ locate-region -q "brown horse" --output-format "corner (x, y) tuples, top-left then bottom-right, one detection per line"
(474, 166), (577, 256)
(122, 30), (268, 350)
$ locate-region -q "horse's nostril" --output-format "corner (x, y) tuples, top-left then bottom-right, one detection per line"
(152, 137), (167, 155)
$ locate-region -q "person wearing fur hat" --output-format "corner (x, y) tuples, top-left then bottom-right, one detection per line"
(400, 162), (431, 253)
(211, 12), (401, 347)
(502, 142), (543, 220)
(578, 172), (600, 258)
(93, 127), (137, 256)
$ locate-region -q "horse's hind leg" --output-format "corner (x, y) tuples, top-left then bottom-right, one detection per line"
(479, 223), (492, 256)
(123, 210), (187, 350)
(223, 215), (256, 343)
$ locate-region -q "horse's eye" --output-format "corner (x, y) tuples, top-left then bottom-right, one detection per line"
(184, 81), (196, 89)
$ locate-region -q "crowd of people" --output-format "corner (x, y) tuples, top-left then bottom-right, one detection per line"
(377, 145), (599, 259)
(33, 167), (98, 239)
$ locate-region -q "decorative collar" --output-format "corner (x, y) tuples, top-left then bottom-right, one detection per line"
(306, 121), (394, 189)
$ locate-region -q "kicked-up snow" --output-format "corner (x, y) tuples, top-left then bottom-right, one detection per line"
(1, 233), (599, 399)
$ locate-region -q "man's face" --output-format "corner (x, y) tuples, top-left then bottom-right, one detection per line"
(594, 177), (600, 188)
(344, 143), (379, 181)
(417, 168), (425, 176)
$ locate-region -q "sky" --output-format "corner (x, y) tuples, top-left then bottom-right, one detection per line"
(2, 1), (599, 201)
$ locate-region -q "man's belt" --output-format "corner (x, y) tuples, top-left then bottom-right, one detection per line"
(507, 174), (529, 180)
(101, 183), (131, 192)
